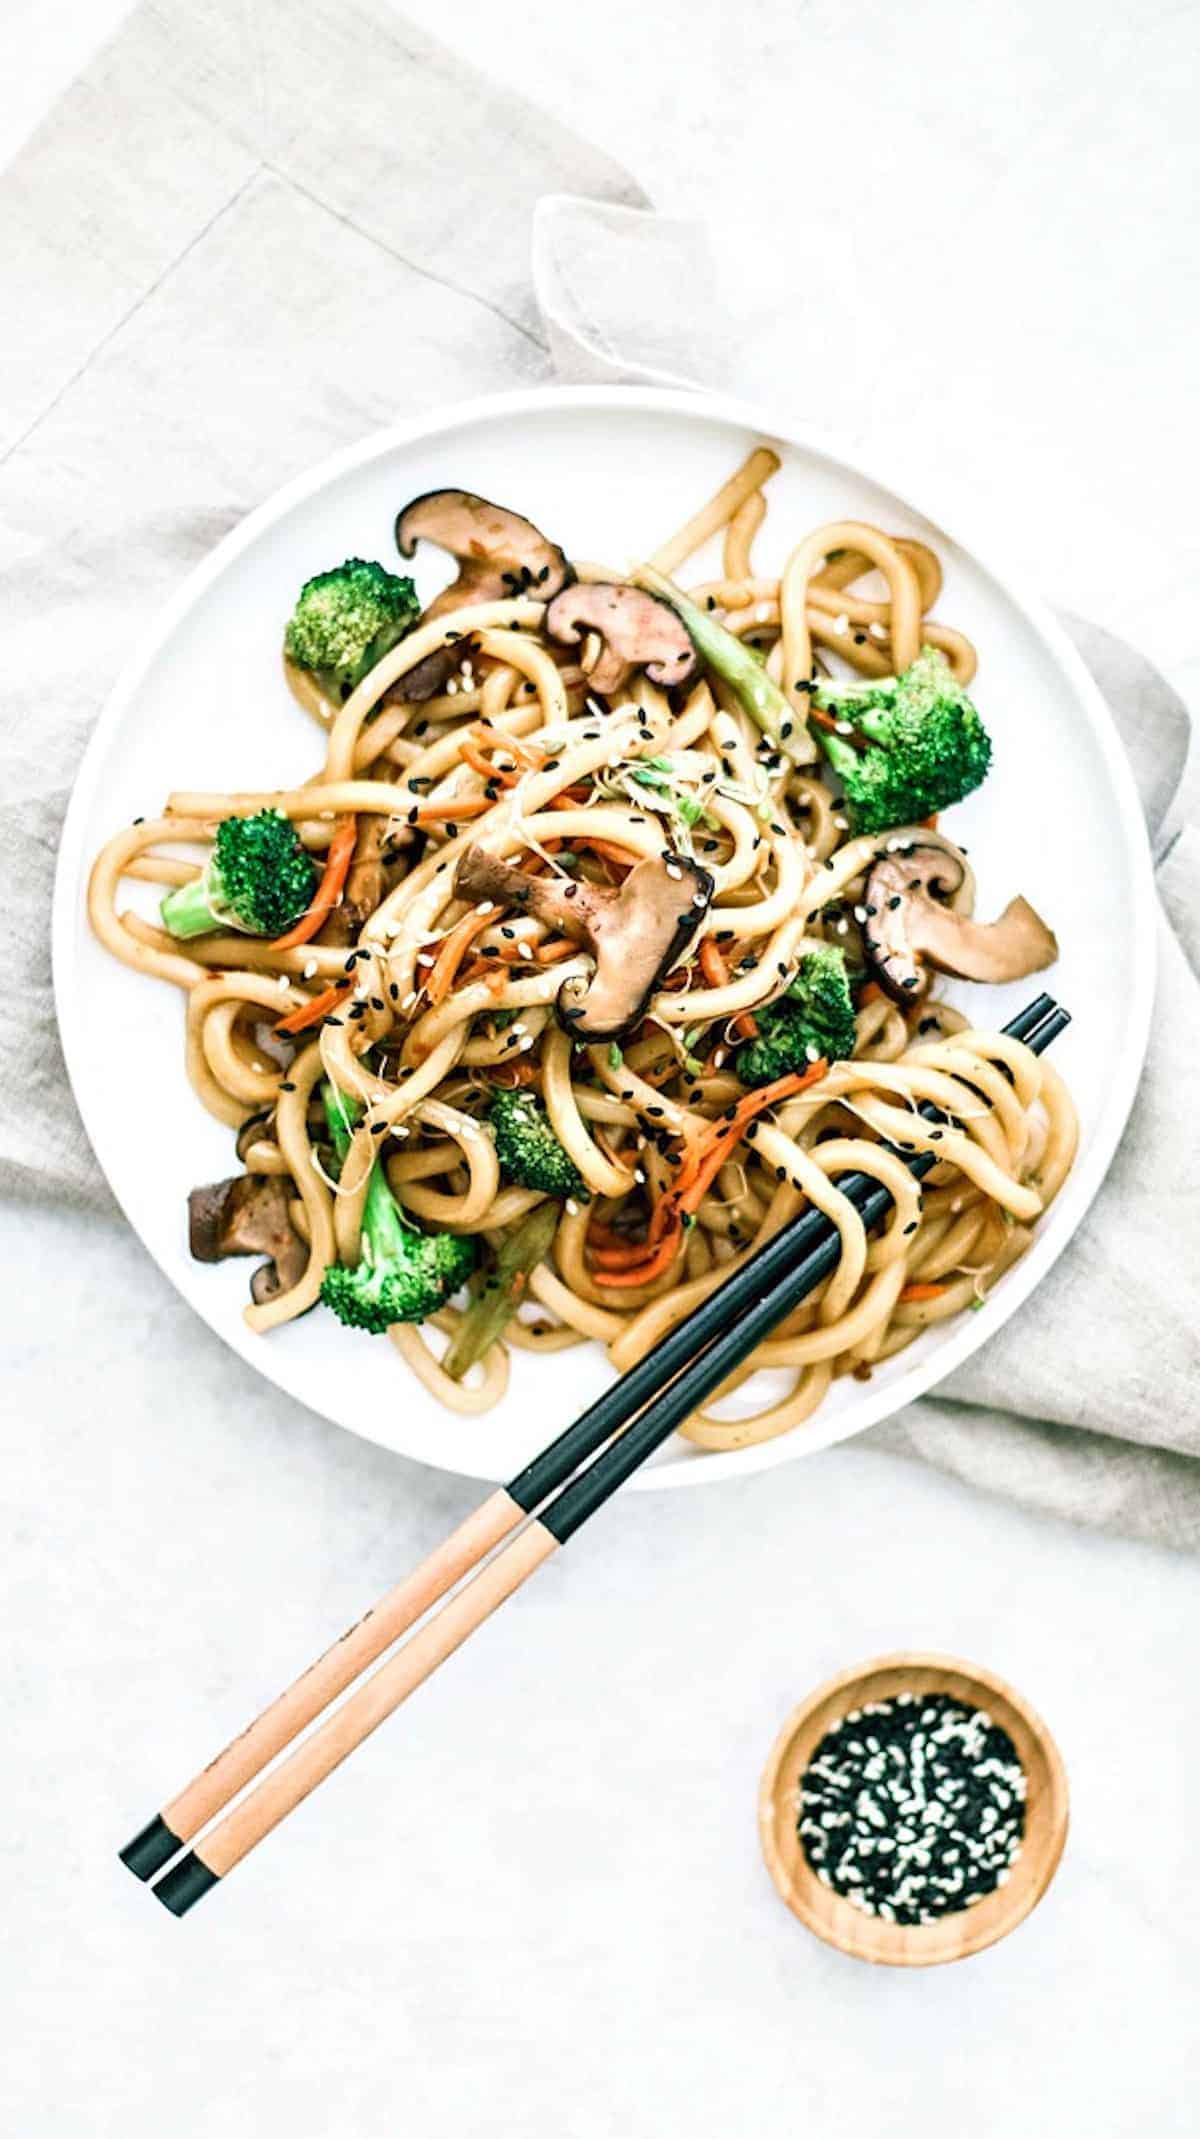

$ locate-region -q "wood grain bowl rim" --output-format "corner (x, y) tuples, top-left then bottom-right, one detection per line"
(759, 1651), (1069, 1967)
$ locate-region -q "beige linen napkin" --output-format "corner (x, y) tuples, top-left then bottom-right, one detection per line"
(2, 0), (1196, 1545)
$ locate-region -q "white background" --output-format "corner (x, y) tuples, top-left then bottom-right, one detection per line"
(2, 3), (1197, 2135)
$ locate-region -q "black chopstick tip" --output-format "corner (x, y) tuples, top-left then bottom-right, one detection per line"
(119, 1814), (183, 1882)
(1028, 1005), (1070, 1055)
(152, 1851), (220, 1918)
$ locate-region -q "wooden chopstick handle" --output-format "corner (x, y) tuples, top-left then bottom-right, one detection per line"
(155, 1518), (558, 1912)
(124, 1488), (520, 1875)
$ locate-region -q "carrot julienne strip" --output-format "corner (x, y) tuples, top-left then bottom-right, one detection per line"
(270, 817), (357, 951)
(592, 1061), (827, 1288)
(274, 981), (351, 1036)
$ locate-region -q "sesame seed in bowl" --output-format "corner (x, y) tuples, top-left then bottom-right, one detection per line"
(759, 1652), (1068, 1966)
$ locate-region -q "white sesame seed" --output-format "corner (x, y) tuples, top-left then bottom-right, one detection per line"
(836, 720), (854, 737)
(832, 614), (849, 637)
(804, 1042), (820, 1062)
(302, 956), (319, 979)
(445, 679), (459, 696)
(869, 620), (888, 641)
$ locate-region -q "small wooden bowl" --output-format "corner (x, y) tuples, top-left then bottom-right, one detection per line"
(759, 1652), (1068, 1967)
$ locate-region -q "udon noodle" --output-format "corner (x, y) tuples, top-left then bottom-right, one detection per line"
(88, 448), (1077, 1451)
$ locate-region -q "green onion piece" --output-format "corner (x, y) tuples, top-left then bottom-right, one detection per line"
(442, 1202), (561, 1381)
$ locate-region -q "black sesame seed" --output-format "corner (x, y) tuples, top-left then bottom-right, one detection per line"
(797, 1692), (1026, 1926)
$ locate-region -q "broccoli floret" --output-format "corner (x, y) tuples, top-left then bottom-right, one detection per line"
(160, 809), (315, 940)
(736, 945), (857, 1087)
(284, 557), (420, 701)
(811, 648), (992, 834)
(487, 1088), (587, 1200)
(318, 1085), (475, 1333)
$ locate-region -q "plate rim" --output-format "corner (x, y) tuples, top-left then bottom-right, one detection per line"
(51, 382), (1157, 1491)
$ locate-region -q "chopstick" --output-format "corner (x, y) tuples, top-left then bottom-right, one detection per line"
(125, 996), (1066, 1914)
(122, 993), (1057, 1887)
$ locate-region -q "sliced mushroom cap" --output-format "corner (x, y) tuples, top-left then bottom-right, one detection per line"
(395, 488), (570, 616)
(454, 843), (714, 1042)
(862, 843), (1058, 1003)
(392, 490), (571, 703)
(188, 1174), (308, 1307)
(544, 583), (699, 695)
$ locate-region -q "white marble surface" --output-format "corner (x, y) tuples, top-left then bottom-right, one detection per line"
(2, 3), (1197, 2134)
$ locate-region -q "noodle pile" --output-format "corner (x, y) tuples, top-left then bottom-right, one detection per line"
(88, 448), (1077, 1451)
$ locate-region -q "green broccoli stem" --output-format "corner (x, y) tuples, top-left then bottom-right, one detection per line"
(322, 1080), (360, 1163)
(810, 730), (862, 785)
(633, 565), (809, 763)
(322, 1081), (413, 1253)
(159, 863), (225, 939)
(442, 1202), (560, 1382)
(850, 705), (900, 746)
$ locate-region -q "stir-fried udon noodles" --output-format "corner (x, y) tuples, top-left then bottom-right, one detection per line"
(88, 446), (1077, 1451)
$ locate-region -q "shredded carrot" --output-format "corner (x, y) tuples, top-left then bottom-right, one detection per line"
(564, 831), (638, 876)
(487, 1059), (541, 1088)
(587, 1240), (655, 1269)
(858, 981), (884, 1006)
(269, 817), (357, 951)
(470, 720), (540, 769)
(457, 957), (511, 996)
(807, 705), (843, 736)
(425, 907), (497, 1005)
(274, 980), (350, 1036)
(921, 814), (940, 830)
(459, 737), (520, 787)
(585, 1220), (640, 1254)
(898, 1281), (945, 1302)
(699, 936), (758, 1039)
(593, 1061), (828, 1288)
(590, 1229), (684, 1289)
(413, 795), (491, 824)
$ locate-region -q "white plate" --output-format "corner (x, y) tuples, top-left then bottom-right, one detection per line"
(52, 386), (1155, 1489)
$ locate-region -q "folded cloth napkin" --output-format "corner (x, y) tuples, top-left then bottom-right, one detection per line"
(2, 0), (1196, 1546)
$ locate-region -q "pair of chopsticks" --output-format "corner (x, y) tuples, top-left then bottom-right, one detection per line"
(121, 993), (1069, 1915)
